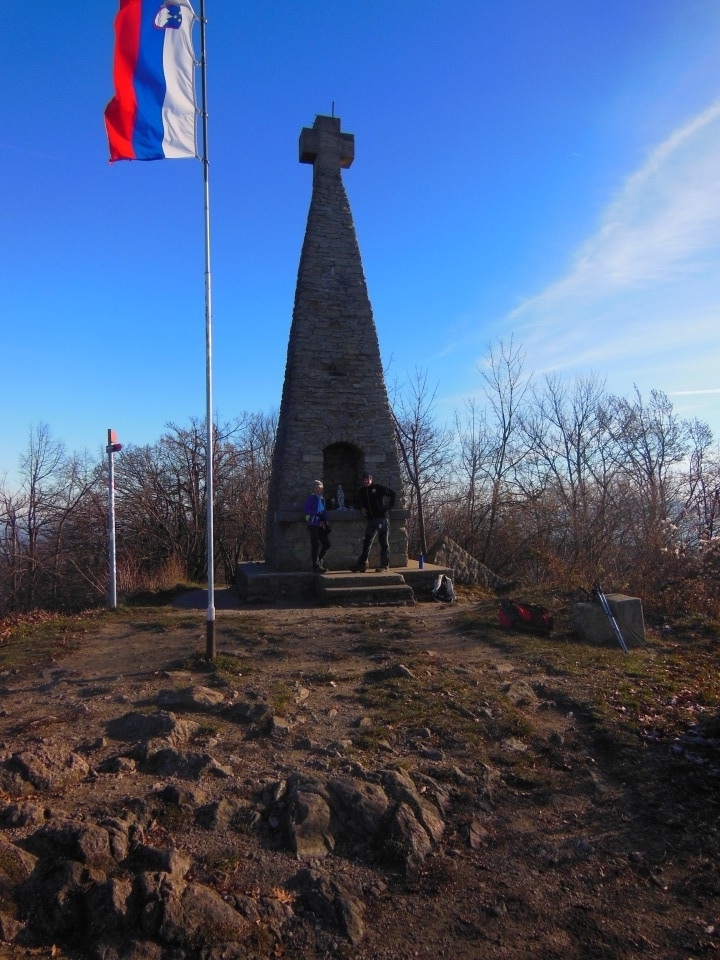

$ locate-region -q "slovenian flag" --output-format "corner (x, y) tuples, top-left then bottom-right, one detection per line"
(105, 0), (198, 162)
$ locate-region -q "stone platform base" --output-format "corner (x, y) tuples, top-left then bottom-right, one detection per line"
(572, 594), (645, 648)
(236, 561), (451, 607)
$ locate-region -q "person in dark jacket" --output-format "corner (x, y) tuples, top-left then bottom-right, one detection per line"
(303, 480), (331, 572)
(351, 473), (396, 572)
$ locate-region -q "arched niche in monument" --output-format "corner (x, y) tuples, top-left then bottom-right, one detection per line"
(323, 442), (362, 508)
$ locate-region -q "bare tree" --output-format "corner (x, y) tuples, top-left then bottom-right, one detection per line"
(0, 425), (100, 612)
(0, 489), (22, 610)
(607, 388), (691, 555)
(391, 369), (453, 557)
(477, 336), (530, 565)
(115, 418), (219, 583)
(517, 373), (618, 578)
(20, 424), (67, 605)
(113, 413), (277, 587)
(677, 420), (720, 548)
(214, 411), (277, 579)
(451, 398), (496, 556)
(113, 440), (188, 582)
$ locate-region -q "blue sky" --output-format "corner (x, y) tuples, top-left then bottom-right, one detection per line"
(3, 1), (720, 485)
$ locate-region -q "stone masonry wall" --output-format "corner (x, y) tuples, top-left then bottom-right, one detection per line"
(427, 537), (515, 591)
(266, 116), (403, 569)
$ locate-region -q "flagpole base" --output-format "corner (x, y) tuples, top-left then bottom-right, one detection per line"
(206, 615), (216, 660)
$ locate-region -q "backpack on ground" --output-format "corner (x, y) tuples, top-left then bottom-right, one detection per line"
(498, 598), (553, 635)
(432, 574), (457, 603)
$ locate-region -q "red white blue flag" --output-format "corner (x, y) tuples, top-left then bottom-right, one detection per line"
(105, 0), (198, 162)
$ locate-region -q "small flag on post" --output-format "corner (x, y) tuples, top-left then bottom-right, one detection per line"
(105, 0), (198, 162)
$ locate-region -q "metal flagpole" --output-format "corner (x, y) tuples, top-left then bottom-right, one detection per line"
(199, 0), (216, 658)
(107, 429), (118, 610)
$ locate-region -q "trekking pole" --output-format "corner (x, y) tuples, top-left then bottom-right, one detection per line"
(593, 583), (629, 653)
(615, 618), (650, 650)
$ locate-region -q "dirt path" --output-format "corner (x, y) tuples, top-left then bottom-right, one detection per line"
(0, 599), (717, 959)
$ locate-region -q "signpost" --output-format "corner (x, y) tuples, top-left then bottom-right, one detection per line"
(107, 429), (122, 609)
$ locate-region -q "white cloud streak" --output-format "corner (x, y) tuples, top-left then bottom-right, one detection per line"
(502, 98), (720, 395)
(671, 388), (720, 397)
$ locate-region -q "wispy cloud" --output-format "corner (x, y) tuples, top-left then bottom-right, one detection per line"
(671, 388), (720, 397)
(501, 98), (720, 396)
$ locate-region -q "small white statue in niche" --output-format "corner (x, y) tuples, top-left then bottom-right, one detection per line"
(336, 485), (345, 509)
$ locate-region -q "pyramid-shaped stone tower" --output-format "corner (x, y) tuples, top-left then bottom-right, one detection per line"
(265, 115), (406, 571)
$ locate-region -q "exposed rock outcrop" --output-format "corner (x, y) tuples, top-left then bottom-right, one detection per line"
(265, 766), (448, 872)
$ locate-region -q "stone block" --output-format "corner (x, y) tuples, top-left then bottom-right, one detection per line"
(572, 594), (645, 648)
(269, 509), (408, 572)
(236, 564), (318, 603)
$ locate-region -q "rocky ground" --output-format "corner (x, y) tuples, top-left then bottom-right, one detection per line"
(0, 589), (718, 959)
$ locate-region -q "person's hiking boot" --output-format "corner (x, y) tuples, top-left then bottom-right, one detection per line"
(313, 563), (325, 573)
(350, 562), (368, 572)
(375, 565), (389, 572)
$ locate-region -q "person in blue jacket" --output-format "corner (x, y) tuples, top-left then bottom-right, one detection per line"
(303, 480), (331, 572)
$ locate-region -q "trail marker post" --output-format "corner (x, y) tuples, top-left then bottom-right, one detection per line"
(107, 428), (122, 609)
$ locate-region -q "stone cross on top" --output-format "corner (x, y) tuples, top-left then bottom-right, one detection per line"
(299, 115), (354, 169)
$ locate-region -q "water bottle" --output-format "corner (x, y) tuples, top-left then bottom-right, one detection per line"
(418, 554), (424, 569)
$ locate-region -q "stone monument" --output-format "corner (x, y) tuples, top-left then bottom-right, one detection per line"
(265, 114), (407, 572)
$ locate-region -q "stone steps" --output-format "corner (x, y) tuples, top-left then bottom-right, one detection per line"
(316, 571), (415, 607)
(236, 562), (454, 605)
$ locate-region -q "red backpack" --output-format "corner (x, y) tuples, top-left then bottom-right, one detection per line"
(498, 599), (553, 635)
